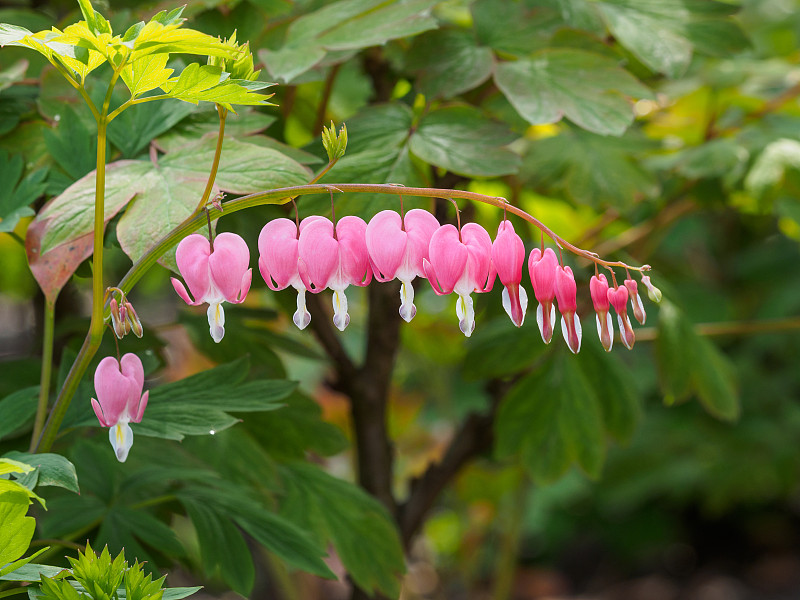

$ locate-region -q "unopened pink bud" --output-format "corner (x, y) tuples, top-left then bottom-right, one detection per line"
(125, 301), (143, 338)
(110, 298), (126, 339)
(608, 286), (635, 350)
(590, 274), (613, 352)
(625, 278), (646, 325)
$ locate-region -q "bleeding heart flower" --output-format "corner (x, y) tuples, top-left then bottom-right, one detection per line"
(608, 285), (635, 350)
(528, 247), (558, 343)
(171, 233), (252, 343)
(590, 274), (613, 352)
(423, 223), (495, 337)
(492, 220), (528, 327)
(258, 218), (311, 330)
(366, 209), (439, 322)
(90, 353), (149, 463)
(625, 277), (646, 325)
(298, 216), (371, 331)
(555, 265), (582, 354)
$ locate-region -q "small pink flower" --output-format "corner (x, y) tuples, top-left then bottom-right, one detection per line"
(258, 218), (311, 330)
(171, 233), (252, 343)
(298, 216), (371, 331)
(424, 223), (495, 337)
(91, 354), (149, 463)
(492, 220), (528, 328)
(624, 277), (646, 325)
(555, 265), (582, 354)
(528, 247), (558, 343)
(608, 286), (635, 350)
(590, 274), (613, 352)
(366, 209), (439, 322)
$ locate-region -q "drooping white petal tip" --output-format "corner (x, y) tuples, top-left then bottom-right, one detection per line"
(399, 280), (417, 323)
(456, 294), (475, 337)
(208, 303), (225, 343)
(293, 289), (311, 330)
(332, 290), (350, 332)
(110, 422), (134, 463)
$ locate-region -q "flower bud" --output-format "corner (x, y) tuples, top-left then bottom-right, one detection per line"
(641, 275), (662, 303)
(124, 301), (143, 338)
(110, 298), (126, 339)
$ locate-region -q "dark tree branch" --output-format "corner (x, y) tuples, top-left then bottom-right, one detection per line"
(397, 379), (512, 548)
(351, 281), (403, 514)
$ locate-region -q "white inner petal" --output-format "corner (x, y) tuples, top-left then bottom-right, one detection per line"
(456, 293), (475, 337)
(293, 286), (311, 330)
(110, 422), (134, 463)
(332, 289), (350, 331)
(399, 279), (416, 323)
(208, 302), (226, 343)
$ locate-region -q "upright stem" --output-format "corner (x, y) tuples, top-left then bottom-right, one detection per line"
(196, 104), (227, 213)
(30, 299), (55, 451)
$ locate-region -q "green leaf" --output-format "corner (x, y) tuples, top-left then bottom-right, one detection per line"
(656, 300), (696, 403)
(260, 0), (439, 82)
(120, 53), (173, 99)
(522, 128), (660, 207)
(43, 108), (97, 182)
(409, 105), (520, 177)
(0, 387), (38, 441)
(0, 151), (46, 234)
(0, 59), (27, 93)
(161, 63), (272, 109)
(179, 486), (334, 579)
(575, 342), (640, 443)
(494, 48), (650, 136)
(155, 107), (276, 153)
(3, 452), (80, 495)
(279, 462), (405, 598)
(0, 491), (35, 570)
(692, 335), (740, 421)
(656, 300), (740, 420)
(183, 501), (254, 596)
(463, 318), (548, 379)
(0, 546), (48, 579)
(745, 139), (800, 200)
(115, 137), (309, 265)
(0, 458), (34, 477)
(406, 29), (494, 99)
(34, 160), (150, 255)
(591, 0), (746, 78)
(107, 99), (194, 158)
(473, 0), (565, 55)
(495, 351), (607, 482)
(247, 392), (348, 459)
(0, 562), (67, 582)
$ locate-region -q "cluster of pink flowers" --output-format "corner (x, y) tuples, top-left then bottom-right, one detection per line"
(92, 209), (659, 461)
(169, 209), (659, 352)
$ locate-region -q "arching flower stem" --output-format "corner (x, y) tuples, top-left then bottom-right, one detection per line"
(38, 182), (651, 453)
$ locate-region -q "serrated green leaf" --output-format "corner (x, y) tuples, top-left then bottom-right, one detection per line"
(120, 53), (173, 98)
(494, 48), (650, 136)
(107, 98), (194, 158)
(183, 501), (254, 596)
(162, 63), (271, 108)
(495, 351), (607, 482)
(279, 462), (405, 598)
(409, 105), (520, 177)
(522, 128), (660, 208)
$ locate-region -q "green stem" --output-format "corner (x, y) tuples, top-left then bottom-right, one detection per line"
(30, 299), (56, 452)
(34, 67), (123, 453)
(195, 104), (227, 213)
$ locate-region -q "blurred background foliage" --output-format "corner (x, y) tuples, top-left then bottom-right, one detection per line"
(1, 0), (800, 599)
